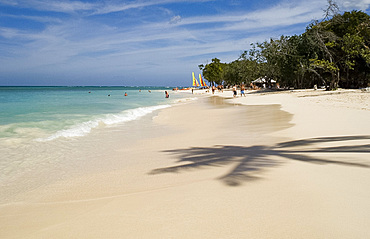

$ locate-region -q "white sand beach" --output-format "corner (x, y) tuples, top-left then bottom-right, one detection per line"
(1, 89), (369, 238)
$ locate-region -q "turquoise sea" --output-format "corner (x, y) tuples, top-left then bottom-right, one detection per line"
(0, 86), (185, 142)
(0, 86), (195, 202)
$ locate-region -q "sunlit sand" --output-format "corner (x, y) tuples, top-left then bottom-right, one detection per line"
(1, 89), (369, 238)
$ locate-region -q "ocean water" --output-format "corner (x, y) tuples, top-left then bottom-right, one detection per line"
(0, 86), (195, 202)
(0, 86), (186, 142)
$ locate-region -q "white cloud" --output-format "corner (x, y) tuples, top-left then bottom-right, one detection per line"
(169, 15), (182, 24)
(0, 0), (96, 13)
(0, 0), (215, 15)
(90, 0), (215, 16)
(337, 0), (370, 11)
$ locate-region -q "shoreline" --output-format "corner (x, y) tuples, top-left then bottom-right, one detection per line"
(1, 89), (369, 238)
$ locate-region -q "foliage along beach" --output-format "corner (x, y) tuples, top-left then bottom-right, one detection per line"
(199, 4), (369, 91)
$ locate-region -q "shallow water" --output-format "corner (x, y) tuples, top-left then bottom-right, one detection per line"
(0, 86), (182, 142)
(0, 86), (195, 203)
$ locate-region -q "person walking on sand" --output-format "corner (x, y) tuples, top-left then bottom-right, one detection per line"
(165, 91), (169, 98)
(233, 85), (237, 97)
(240, 84), (246, 97)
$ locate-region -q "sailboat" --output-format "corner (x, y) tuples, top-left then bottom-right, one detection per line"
(192, 72), (200, 87)
(199, 74), (207, 87)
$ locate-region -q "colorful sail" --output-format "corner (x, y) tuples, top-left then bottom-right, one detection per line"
(199, 74), (207, 87)
(192, 72), (200, 87)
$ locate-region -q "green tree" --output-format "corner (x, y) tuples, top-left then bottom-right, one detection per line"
(199, 58), (224, 86)
(308, 10), (370, 89)
(198, 1), (370, 90)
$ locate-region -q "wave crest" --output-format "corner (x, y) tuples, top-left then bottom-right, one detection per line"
(37, 104), (170, 141)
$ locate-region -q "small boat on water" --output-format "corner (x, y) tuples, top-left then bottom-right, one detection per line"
(192, 72), (200, 87)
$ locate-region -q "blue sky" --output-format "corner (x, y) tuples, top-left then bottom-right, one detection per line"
(0, 0), (369, 86)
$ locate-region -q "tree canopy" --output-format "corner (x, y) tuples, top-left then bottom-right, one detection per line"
(199, 6), (370, 90)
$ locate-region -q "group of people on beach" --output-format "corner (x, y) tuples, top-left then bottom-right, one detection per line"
(211, 85), (224, 94)
(186, 84), (248, 97)
(166, 84), (249, 98)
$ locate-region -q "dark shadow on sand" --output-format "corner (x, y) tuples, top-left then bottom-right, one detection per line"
(149, 136), (370, 186)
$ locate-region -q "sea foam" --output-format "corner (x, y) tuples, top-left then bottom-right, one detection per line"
(37, 104), (170, 141)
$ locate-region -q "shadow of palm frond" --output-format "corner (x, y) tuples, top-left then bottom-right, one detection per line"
(149, 136), (370, 186)
(276, 135), (370, 148)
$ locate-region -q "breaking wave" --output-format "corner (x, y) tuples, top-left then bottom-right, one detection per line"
(37, 104), (171, 141)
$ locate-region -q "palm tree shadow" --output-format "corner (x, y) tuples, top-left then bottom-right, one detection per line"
(149, 136), (370, 186)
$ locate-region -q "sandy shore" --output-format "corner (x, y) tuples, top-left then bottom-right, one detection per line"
(1, 89), (369, 238)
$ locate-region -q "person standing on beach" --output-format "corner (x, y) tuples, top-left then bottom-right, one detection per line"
(233, 85), (237, 97)
(240, 85), (245, 97)
(218, 85), (223, 92)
